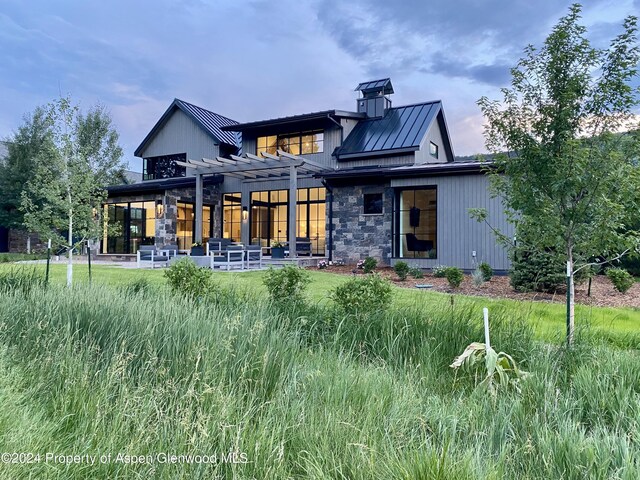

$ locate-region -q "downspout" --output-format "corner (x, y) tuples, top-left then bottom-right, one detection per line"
(322, 179), (334, 262)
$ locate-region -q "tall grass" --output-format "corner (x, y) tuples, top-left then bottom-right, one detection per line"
(0, 280), (638, 478)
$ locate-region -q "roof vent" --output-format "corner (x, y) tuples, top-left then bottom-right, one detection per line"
(355, 78), (393, 118)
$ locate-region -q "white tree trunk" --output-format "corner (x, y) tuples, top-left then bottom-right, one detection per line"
(567, 255), (575, 345)
(26, 236), (31, 254)
(67, 208), (73, 287)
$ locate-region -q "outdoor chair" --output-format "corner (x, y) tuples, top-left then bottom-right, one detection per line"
(206, 238), (233, 256)
(159, 244), (179, 259)
(405, 233), (433, 253)
(245, 244), (263, 270)
(210, 245), (245, 271)
(137, 245), (170, 269)
(296, 237), (313, 256)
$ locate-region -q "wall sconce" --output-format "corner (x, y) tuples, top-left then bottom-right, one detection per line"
(242, 206), (248, 221)
(156, 202), (164, 218)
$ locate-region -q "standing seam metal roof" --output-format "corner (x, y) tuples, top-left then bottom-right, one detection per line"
(336, 101), (441, 157)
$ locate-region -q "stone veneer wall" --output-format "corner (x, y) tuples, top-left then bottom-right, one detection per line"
(8, 229), (45, 253)
(331, 183), (393, 265)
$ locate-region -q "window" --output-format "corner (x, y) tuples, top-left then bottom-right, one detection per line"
(256, 131), (323, 156)
(223, 193), (241, 241)
(143, 153), (186, 180)
(429, 142), (438, 159)
(101, 201), (156, 254)
(393, 188), (437, 259)
(176, 202), (214, 251)
(363, 193), (383, 215)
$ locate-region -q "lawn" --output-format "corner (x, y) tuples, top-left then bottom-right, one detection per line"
(0, 271), (639, 478)
(5, 262), (640, 344)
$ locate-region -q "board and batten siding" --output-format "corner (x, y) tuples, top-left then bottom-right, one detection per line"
(137, 109), (222, 171)
(391, 174), (513, 272)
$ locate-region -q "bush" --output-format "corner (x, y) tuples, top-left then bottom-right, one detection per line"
(394, 261), (410, 281)
(362, 256), (377, 274)
(409, 267), (424, 279)
(263, 265), (310, 305)
(432, 265), (449, 278)
(164, 257), (214, 298)
(606, 268), (634, 293)
(479, 262), (493, 281)
(472, 267), (485, 287)
(444, 267), (464, 288)
(331, 273), (392, 315)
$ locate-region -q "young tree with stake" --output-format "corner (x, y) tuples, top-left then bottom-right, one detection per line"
(477, 4), (640, 344)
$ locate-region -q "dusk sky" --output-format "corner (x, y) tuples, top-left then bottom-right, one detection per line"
(1, 0), (638, 171)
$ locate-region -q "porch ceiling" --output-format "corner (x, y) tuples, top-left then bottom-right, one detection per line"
(175, 150), (330, 179)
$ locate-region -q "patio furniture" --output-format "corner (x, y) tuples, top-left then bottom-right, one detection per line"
(245, 244), (263, 270)
(210, 245), (245, 271)
(137, 245), (170, 268)
(159, 244), (180, 259)
(406, 233), (433, 253)
(206, 238), (233, 256)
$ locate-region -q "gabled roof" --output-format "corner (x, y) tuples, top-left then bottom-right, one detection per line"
(221, 110), (364, 132)
(335, 101), (454, 160)
(355, 78), (394, 95)
(134, 99), (240, 157)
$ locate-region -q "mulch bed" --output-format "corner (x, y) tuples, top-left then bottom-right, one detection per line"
(312, 265), (640, 309)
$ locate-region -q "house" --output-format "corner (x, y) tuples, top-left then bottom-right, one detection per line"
(105, 79), (513, 271)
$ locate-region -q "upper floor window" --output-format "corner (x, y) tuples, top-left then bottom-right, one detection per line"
(257, 130), (324, 157)
(143, 153), (186, 181)
(429, 142), (438, 159)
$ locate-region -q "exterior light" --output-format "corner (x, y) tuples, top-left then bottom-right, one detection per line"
(156, 202), (164, 218)
(242, 206), (248, 221)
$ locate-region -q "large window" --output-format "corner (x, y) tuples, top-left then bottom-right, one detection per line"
(177, 202), (214, 251)
(394, 188), (437, 259)
(102, 201), (156, 254)
(222, 193), (241, 241)
(143, 153), (187, 180)
(250, 187), (326, 255)
(256, 131), (323, 157)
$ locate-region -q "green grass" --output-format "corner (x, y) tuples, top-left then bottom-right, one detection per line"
(0, 276), (639, 478)
(3, 262), (640, 345)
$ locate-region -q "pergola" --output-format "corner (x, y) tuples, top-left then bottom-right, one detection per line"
(176, 150), (330, 257)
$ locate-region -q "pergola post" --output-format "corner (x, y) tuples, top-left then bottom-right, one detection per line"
(195, 172), (203, 243)
(288, 164), (297, 258)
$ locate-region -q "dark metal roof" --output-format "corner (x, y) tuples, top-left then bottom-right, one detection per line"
(220, 110), (364, 132)
(355, 78), (394, 95)
(335, 101), (441, 159)
(134, 99), (240, 157)
(319, 161), (490, 181)
(107, 175), (223, 195)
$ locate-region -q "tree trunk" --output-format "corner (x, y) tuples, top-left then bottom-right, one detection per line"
(67, 208), (73, 288)
(567, 250), (575, 345)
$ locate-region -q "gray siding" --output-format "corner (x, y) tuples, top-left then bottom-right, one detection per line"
(337, 153), (415, 170)
(390, 174), (513, 271)
(137, 109), (222, 172)
(415, 119), (448, 164)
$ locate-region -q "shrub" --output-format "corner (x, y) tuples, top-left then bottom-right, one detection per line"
(606, 268), (634, 293)
(394, 261), (410, 281)
(263, 265), (310, 305)
(362, 256), (377, 274)
(331, 273), (392, 315)
(479, 262), (493, 281)
(472, 268), (485, 287)
(444, 267), (464, 288)
(432, 265), (449, 278)
(164, 257), (214, 298)
(409, 267), (424, 279)
(0, 267), (45, 293)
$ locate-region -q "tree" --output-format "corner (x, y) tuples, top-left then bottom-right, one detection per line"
(0, 107), (54, 231)
(477, 4), (640, 344)
(20, 97), (125, 286)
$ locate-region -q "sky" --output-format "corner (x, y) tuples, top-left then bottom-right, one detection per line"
(0, 0), (638, 171)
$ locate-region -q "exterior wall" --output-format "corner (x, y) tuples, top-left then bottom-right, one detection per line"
(390, 174), (513, 271)
(337, 153), (415, 170)
(8, 229), (45, 253)
(415, 119), (448, 164)
(137, 109), (222, 172)
(331, 183), (393, 265)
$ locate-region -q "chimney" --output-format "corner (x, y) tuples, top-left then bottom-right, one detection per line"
(355, 78), (394, 118)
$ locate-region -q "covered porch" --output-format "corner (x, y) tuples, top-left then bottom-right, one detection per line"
(176, 150), (330, 259)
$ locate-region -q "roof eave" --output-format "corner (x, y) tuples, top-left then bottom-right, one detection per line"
(221, 110), (364, 132)
(336, 146), (418, 161)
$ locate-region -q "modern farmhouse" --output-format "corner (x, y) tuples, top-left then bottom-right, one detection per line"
(104, 79), (513, 270)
